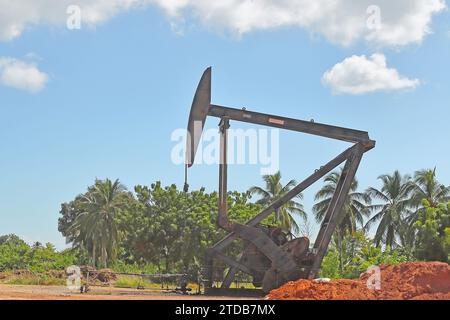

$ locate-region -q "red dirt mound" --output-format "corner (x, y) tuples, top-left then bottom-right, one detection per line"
(267, 262), (450, 300)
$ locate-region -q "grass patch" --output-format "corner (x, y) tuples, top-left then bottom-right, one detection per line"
(2, 274), (65, 286)
(114, 275), (155, 289)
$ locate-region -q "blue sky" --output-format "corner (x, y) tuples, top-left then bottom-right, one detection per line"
(0, 1), (449, 248)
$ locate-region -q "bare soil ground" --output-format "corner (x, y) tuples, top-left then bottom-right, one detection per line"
(3, 262), (448, 300)
(267, 262), (450, 300)
(0, 284), (254, 300)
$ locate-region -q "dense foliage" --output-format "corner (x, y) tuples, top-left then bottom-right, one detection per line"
(1, 168), (448, 280)
(118, 182), (261, 274)
(0, 235), (77, 272)
(413, 200), (450, 262)
(320, 231), (411, 279)
(57, 180), (263, 274)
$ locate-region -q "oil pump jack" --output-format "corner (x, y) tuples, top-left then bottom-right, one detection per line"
(184, 68), (375, 294)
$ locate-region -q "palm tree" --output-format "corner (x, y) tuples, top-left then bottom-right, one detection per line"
(68, 179), (127, 267)
(364, 171), (415, 248)
(411, 168), (450, 208)
(313, 168), (371, 233)
(404, 168), (450, 233)
(313, 168), (370, 275)
(249, 171), (306, 234)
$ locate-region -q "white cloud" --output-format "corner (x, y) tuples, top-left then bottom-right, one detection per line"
(0, 0), (446, 47)
(0, 57), (49, 93)
(322, 53), (420, 95)
(155, 0), (447, 47)
(0, 0), (149, 41)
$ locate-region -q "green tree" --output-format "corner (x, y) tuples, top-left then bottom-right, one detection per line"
(60, 179), (132, 267)
(314, 168), (370, 232)
(320, 231), (410, 279)
(25, 243), (77, 272)
(120, 182), (261, 275)
(412, 169), (450, 208)
(413, 200), (450, 263)
(0, 234), (27, 246)
(249, 171), (306, 234)
(365, 171), (415, 248)
(408, 168), (449, 223)
(0, 234), (30, 271)
(314, 168), (370, 274)
(0, 234), (77, 272)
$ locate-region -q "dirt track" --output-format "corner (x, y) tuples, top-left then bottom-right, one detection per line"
(0, 284), (253, 300)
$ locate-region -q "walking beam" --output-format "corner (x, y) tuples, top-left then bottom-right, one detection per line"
(209, 104), (372, 144)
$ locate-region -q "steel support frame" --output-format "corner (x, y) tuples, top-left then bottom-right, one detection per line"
(308, 144), (365, 279)
(204, 105), (375, 289)
(218, 118), (231, 231)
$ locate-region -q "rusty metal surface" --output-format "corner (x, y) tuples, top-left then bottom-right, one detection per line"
(217, 118), (232, 231)
(186, 67), (211, 167)
(308, 145), (365, 279)
(211, 145), (358, 253)
(185, 67), (376, 294)
(209, 104), (372, 144)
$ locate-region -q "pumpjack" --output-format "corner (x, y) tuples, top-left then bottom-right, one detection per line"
(184, 68), (375, 294)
